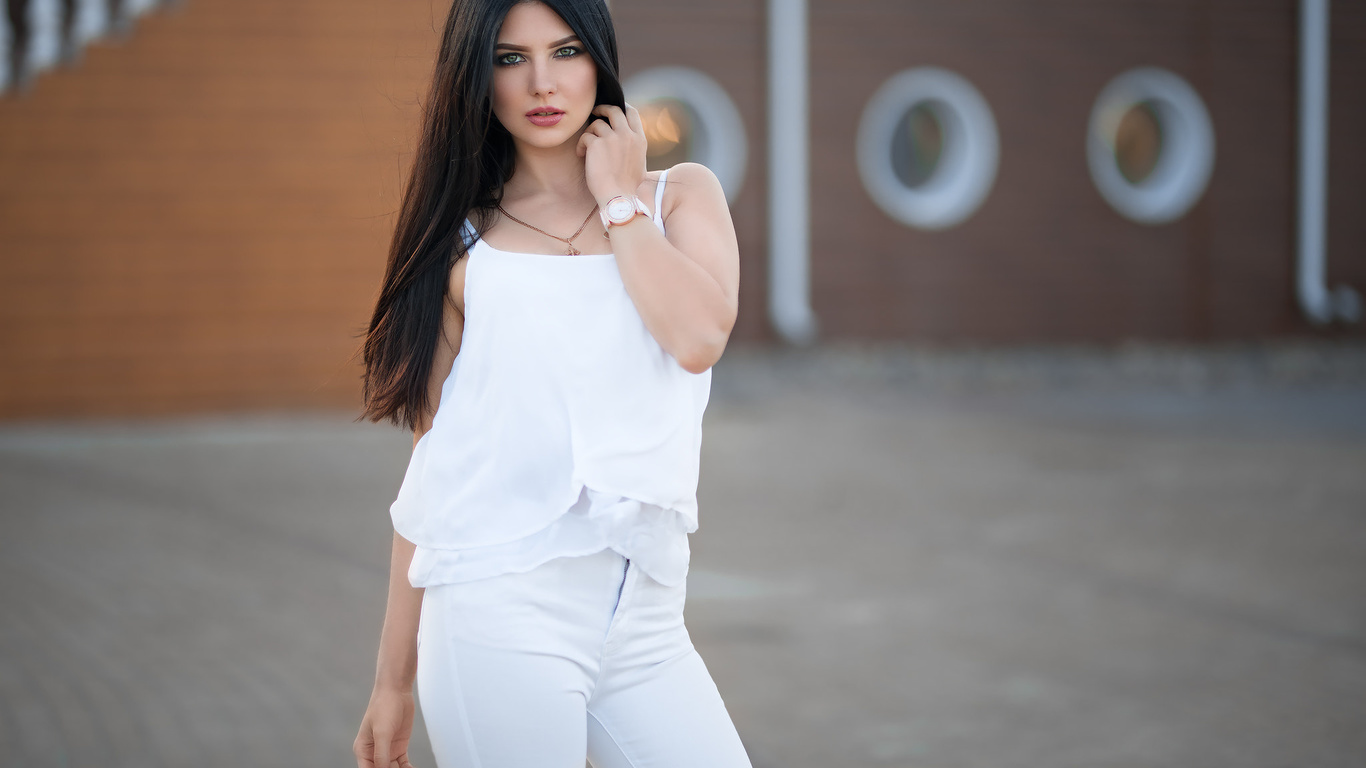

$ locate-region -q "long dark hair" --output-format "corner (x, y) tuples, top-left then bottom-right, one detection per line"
(358, 0), (625, 431)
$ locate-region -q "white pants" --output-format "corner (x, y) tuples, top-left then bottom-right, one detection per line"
(415, 548), (753, 768)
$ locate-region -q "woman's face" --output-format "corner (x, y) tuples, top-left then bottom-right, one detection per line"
(490, 2), (598, 151)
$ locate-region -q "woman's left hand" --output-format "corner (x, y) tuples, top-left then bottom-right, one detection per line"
(577, 103), (648, 207)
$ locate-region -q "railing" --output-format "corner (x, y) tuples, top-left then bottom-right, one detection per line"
(3, 0), (175, 95)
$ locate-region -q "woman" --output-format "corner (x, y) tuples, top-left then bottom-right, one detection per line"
(352, 0), (747, 765)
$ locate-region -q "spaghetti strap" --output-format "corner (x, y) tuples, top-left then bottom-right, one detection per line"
(653, 168), (670, 231)
(459, 218), (479, 248)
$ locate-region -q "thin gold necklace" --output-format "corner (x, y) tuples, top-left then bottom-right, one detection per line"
(496, 204), (599, 255)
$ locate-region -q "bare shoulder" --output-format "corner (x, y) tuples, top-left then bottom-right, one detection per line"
(665, 161), (721, 186)
(643, 163), (739, 310)
(656, 162), (723, 205)
(646, 162), (727, 231)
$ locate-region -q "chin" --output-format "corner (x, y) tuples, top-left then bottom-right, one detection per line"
(526, 131), (577, 150)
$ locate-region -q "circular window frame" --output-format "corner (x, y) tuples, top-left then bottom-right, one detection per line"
(1087, 67), (1215, 225)
(623, 66), (748, 204)
(856, 67), (1000, 231)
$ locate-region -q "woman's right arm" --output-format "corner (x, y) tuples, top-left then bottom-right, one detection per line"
(354, 281), (465, 768)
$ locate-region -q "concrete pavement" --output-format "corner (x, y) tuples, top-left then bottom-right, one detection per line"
(2, 342), (1364, 767)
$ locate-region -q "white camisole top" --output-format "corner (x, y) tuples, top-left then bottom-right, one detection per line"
(389, 169), (709, 589)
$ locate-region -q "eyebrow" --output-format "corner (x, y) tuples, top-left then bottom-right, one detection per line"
(495, 35), (581, 51)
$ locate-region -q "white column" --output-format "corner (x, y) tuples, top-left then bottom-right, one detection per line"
(1297, 0), (1361, 324)
(1, 10), (12, 91)
(74, 0), (111, 47)
(25, 0), (64, 76)
(767, 0), (819, 344)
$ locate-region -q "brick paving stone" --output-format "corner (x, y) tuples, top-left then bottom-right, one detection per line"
(2, 342), (1364, 767)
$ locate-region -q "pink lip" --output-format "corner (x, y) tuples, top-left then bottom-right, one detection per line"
(526, 108), (565, 127)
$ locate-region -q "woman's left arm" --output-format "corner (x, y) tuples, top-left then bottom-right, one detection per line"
(579, 105), (739, 374)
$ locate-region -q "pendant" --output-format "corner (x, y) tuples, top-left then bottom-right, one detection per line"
(566, 244), (580, 255)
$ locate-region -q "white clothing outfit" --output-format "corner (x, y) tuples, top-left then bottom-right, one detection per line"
(392, 169), (751, 767)
(390, 168), (706, 589)
(417, 548), (752, 768)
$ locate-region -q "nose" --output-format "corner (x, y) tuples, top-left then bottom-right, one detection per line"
(530, 59), (556, 98)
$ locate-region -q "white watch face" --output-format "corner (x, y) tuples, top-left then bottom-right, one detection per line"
(607, 197), (636, 223)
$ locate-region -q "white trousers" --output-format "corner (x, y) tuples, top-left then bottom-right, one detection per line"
(415, 548), (753, 768)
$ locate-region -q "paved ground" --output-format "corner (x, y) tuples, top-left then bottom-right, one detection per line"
(2, 342), (1364, 767)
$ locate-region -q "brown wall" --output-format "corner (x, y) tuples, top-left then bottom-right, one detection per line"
(2, 0), (1362, 420)
(808, 0), (1364, 342)
(614, 0), (774, 343)
(0, 0), (439, 419)
(1329, 0), (1366, 308)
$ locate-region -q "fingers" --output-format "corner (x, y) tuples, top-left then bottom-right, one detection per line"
(372, 730), (391, 768)
(353, 734), (375, 768)
(592, 104), (630, 133)
(624, 102), (643, 133)
(577, 131), (597, 157)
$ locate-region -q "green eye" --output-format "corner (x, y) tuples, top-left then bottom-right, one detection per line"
(496, 52), (524, 66)
(555, 46), (581, 58)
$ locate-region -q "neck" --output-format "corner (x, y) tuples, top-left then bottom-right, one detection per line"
(504, 129), (594, 202)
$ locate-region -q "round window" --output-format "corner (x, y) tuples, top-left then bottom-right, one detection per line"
(623, 67), (748, 204)
(1114, 100), (1163, 185)
(891, 102), (945, 189)
(856, 67), (1000, 230)
(638, 98), (696, 173)
(1087, 67), (1215, 224)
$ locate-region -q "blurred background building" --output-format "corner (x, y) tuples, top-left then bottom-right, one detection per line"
(2, 0), (1363, 419)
